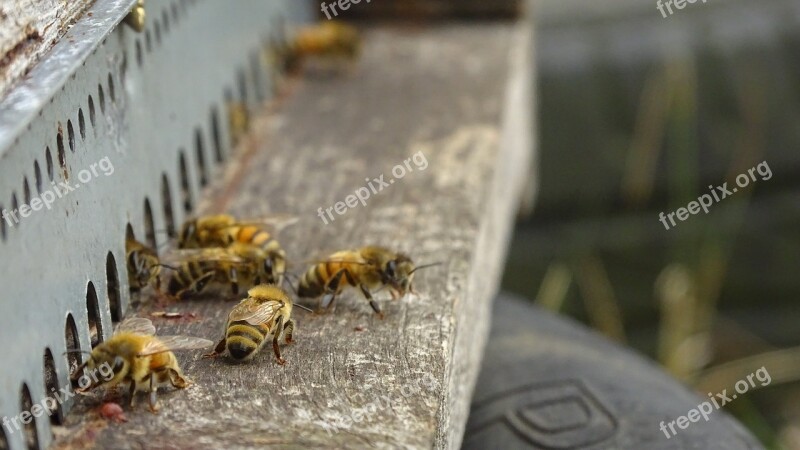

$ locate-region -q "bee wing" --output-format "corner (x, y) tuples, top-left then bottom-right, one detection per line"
(298, 258), (369, 267)
(233, 214), (299, 233)
(162, 249), (247, 265)
(228, 299), (284, 326)
(114, 317), (156, 336)
(137, 336), (214, 356)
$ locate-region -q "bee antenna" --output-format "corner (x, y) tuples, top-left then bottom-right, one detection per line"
(410, 262), (443, 274)
(154, 263), (180, 271)
(63, 349), (92, 356)
(293, 303), (315, 313)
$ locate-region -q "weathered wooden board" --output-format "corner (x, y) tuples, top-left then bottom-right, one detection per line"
(0, 0), (97, 99)
(51, 22), (533, 449)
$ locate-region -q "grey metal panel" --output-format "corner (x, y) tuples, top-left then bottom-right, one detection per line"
(0, 1), (310, 448)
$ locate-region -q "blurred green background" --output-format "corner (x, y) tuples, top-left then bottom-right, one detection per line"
(502, 0), (800, 448)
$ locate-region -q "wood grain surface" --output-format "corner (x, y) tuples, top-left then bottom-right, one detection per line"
(0, 0), (96, 99)
(51, 22), (533, 449)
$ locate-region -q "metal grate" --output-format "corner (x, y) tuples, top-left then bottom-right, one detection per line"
(0, 1), (310, 448)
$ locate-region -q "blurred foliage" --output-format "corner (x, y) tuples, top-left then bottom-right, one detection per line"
(504, 1), (800, 448)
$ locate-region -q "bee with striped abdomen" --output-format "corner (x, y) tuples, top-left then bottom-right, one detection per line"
(297, 246), (440, 318)
(70, 318), (212, 413)
(204, 285), (306, 365)
(165, 244), (273, 299)
(177, 214), (296, 286)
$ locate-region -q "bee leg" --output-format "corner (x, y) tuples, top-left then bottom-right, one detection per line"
(272, 316), (287, 365)
(229, 267), (239, 296)
(197, 272), (214, 292)
(70, 361), (89, 383)
(167, 369), (190, 389)
(359, 284), (384, 319)
(320, 269), (348, 310)
(148, 375), (160, 414)
(203, 338), (227, 358)
(184, 272), (214, 298)
(154, 275), (162, 294)
(283, 318), (295, 344)
(128, 381), (138, 409)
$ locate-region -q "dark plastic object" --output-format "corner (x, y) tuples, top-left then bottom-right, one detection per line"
(463, 293), (764, 450)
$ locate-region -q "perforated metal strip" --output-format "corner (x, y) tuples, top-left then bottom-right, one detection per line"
(0, 1), (310, 448)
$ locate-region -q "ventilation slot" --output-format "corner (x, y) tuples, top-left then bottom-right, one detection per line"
(0, 424), (8, 450)
(56, 126), (67, 178)
(20, 384), (40, 450)
(67, 120), (75, 152)
(33, 161), (42, 194)
(144, 198), (157, 250)
(98, 84), (106, 114)
(107, 74), (116, 105)
(136, 40), (144, 68)
(179, 151), (193, 213)
(86, 282), (104, 347)
(194, 129), (208, 187)
(210, 107), (224, 163)
(161, 174), (176, 237)
(78, 109), (86, 141)
(45, 147), (54, 182)
(10, 193), (19, 229)
(0, 203), (6, 241)
(126, 223), (135, 242)
(64, 314), (82, 387)
(43, 349), (63, 424)
(106, 252), (122, 322)
(88, 95), (97, 132)
(23, 177), (31, 204)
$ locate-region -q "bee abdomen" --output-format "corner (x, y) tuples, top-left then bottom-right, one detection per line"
(225, 323), (267, 361)
(167, 262), (203, 294)
(298, 265), (325, 298)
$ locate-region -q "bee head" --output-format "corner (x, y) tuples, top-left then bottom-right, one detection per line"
(70, 345), (128, 388)
(383, 255), (416, 295)
(383, 257), (442, 296)
(128, 251), (147, 287)
(88, 346), (129, 384)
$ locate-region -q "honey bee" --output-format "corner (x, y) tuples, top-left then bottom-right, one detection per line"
(297, 246), (440, 318)
(123, 0), (145, 33)
(70, 318), (212, 413)
(177, 214), (295, 285)
(126, 238), (164, 292)
(281, 21), (361, 72)
(177, 214), (238, 248)
(204, 285), (307, 365)
(165, 244), (273, 299)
